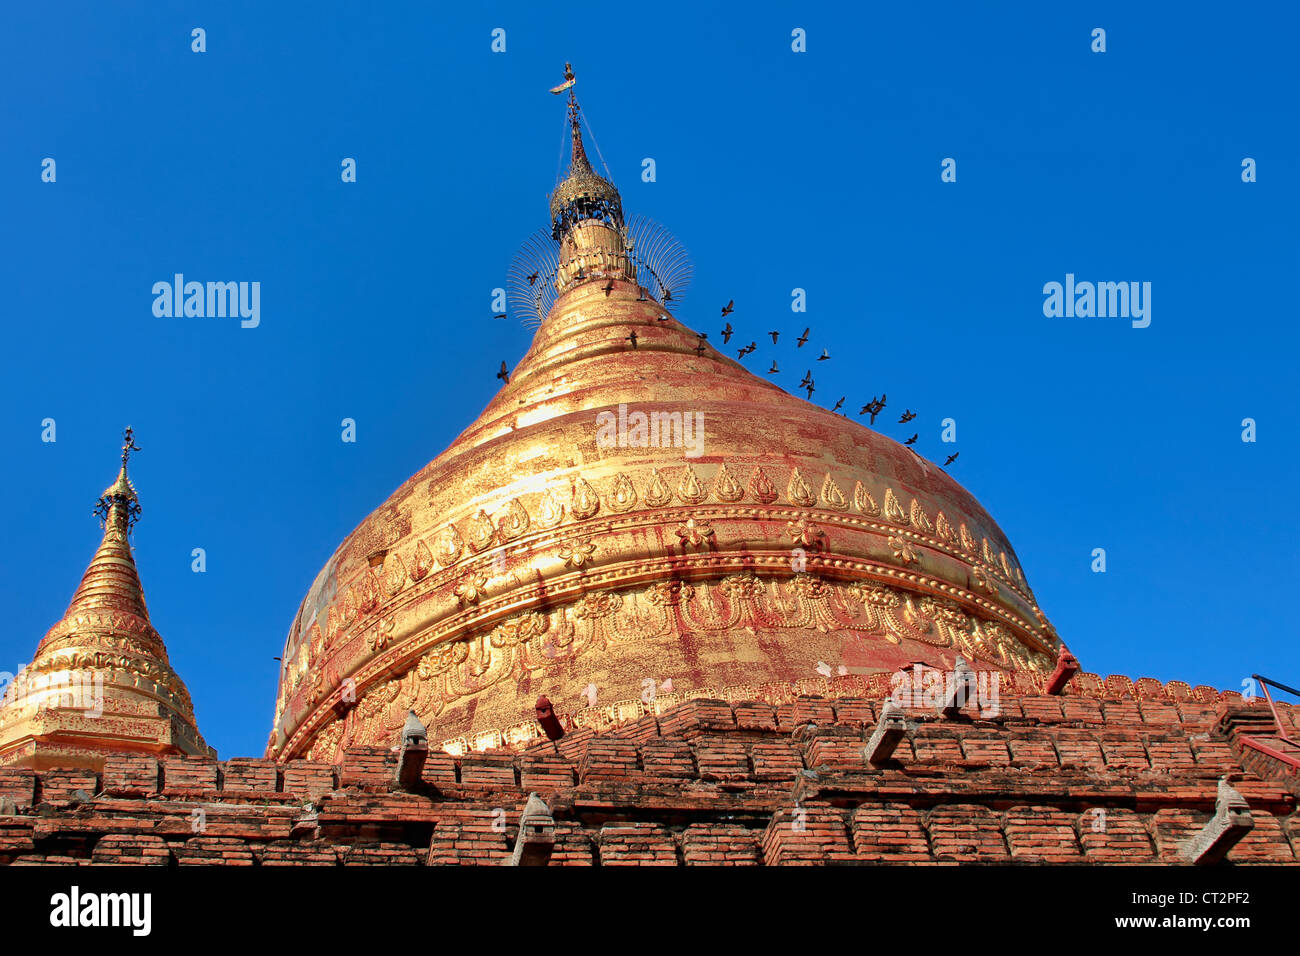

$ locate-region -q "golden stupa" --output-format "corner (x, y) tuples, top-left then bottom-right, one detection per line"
(0, 430), (211, 769)
(269, 77), (1062, 761)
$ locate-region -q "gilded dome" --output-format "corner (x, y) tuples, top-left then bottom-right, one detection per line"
(271, 279), (1061, 761)
(269, 87), (1061, 761)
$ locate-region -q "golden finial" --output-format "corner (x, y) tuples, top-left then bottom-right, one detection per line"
(96, 426), (142, 527)
(549, 62), (577, 98)
(121, 425), (141, 465)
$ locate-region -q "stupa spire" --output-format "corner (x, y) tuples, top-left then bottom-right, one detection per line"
(0, 428), (212, 770)
(69, 427), (147, 619)
(547, 64), (635, 294)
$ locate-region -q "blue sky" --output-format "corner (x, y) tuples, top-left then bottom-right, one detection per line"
(2, 2), (1296, 759)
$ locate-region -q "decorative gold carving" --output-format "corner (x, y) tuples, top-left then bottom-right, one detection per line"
(369, 614), (396, 652)
(971, 566), (997, 595)
(383, 553), (407, 596)
(607, 472), (638, 513)
(330, 572), (1054, 756)
(496, 498), (530, 542)
(788, 517), (824, 549)
(435, 524), (464, 567)
(883, 488), (908, 524)
(676, 465), (707, 504)
(787, 467), (815, 507)
(959, 523), (976, 554)
(453, 573), (488, 606)
(748, 466), (778, 504)
(535, 490), (564, 529)
(410, 540), (433, 581)
(674, 517), (714, 547)
(820, 473), (847, 510)
(888, 535), (918, 565)
(571, 477), (600, 519)
(853, 480), (879, 515)
(558, 538), (597, 568)
(644, 468), (673, 507)
(466, 509), (495, 552)
(341, 587), (358, 627)
(712, 462), (744, 502)
(935, 511), (956, 545)
(1000, 551), (1014, 579)
(910, 498), (934, 533)
(982, 537), (998, 568)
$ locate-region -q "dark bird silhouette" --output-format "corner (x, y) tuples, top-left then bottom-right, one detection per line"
(492, 313), (507, 319)
(904, 433), (918, 446)
(944, 452), (959, 466)
(804, 380), (815, 399)
(799, 370), (812, 388)
(626, 330), (639, 349)
(737, 347), (747, 359)
(769, 330), (780, 344)
(796, 327), (810, 348)
(497, 361), (510, 384)
(272, 656), (282, 662)
(832, 396), (844, 412)
(861, 394), (887, 424)
(527, 271), (539, 285)
(769, 360), (780, 374)
(697, 331), (708, 341)
(694, 342), (706, 356)
(721, 299), (734, 317)
(721, 322), (734, 344)
(603, 280), (614, 297)
(899, 409), (916, 423)
(663, 288), (673, 302)
(817, 348), (830, 361)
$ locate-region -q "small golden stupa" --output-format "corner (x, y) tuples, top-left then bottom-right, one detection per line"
(269, 72), (1062, 761)
(0, 429), (211, 769)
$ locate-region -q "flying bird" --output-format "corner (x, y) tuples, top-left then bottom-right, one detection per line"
(832, 397), (844, 412)
(769, 331), (780, 344)
(904, 433), (918, 446)
(696, 331), (708, 341)
(804, 380), (815, 399)
(492, 313), (507, 320)
(817, 348), (830, 361)
(721, 300), (734, 317)
(944, 452), (959, 466)
(694, 342), (706, 356)
(527, 271), (539, 286)
(496, 361), (509, 384)
(799, 370), (812, 388)
(721, 322), (734, 343)
(769, 361), (780, 374)
(663, 288), (673, 302)
(626, 330), (639, 349)
(603, 280), (614, 296)
(861, 394), (887, 424)
(796, 327), (810, 348)
(899, 409), (916, 423)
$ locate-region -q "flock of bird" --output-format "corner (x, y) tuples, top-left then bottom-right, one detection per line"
(492, 292), (960, 469)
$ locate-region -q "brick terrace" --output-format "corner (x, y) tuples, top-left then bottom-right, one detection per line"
(1, 684), (1297, 866)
